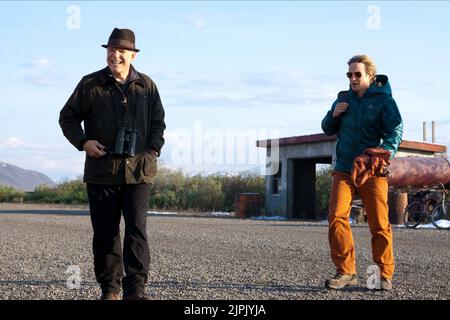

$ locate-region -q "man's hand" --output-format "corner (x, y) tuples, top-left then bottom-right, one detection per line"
(83, 140), (106, 158)
(149, 149), (158, 157)
(332, 102), (350, 118)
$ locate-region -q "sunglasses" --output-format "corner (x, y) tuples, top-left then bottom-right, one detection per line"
(346, 72), (362, 79)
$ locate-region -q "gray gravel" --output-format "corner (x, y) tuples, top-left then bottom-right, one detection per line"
(0, 213), (448, 300)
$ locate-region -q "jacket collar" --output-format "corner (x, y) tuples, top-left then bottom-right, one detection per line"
(99, 64), (144, 87)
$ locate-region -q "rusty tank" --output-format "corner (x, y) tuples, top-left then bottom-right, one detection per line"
(388, 157), (450, 188)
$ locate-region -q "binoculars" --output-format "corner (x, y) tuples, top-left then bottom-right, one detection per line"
(113, 127), (137, 157)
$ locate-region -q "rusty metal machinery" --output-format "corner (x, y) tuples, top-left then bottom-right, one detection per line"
(388, 157), (450, 188)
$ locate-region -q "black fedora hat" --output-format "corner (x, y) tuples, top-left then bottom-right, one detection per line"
(101, 28), (140, 52)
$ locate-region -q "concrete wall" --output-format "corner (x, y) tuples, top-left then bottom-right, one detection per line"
(285, 141), (336, 162)
(264, 144), (288, 217)
(396, 150), (435, 158)
(265, 141), (336, 217)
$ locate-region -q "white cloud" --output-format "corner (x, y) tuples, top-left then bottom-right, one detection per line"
(31, 155), (84, 173)
(33, 155), (58, 169)
(0, 137), (24, 148)
(0, 148), (85, 181)
(31, 57), (52, 68)
(187, 16), (206, 29)
(24, 70), (65, 86)
(20, 57), (65, 86)
(153, 70), (339, 109)
(0, 137), (48, 149)
(21, 57), (53, 68)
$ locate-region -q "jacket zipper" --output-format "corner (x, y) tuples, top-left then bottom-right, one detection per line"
(113, 80), (137, 106)
(112, 80), (138, 132)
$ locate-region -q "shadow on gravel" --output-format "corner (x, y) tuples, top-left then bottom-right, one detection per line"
(147, 280), (370, 294)
(0, 210), (89, 216)
(0, 280), (68, 286)
(262, 223), (370, 229)
(0, 280), (97, 286)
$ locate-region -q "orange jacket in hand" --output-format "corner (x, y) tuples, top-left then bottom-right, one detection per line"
(351, 148), (391, 187)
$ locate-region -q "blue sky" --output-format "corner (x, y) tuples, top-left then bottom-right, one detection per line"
(0, 1), (449, 181)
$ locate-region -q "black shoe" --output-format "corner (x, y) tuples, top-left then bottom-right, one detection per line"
(122, 292), (153, 300)
(100, 292), (121, 300)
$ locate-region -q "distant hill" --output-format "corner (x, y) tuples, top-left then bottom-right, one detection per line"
(0, 162), (56, 192)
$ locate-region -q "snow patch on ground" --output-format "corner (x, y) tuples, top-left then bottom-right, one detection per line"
(319, 217), (355, 225)
(396, 220), (450, 229)
(209, 212), (234, 217)
(249, 215), (287, 221)
(147, 211), (177, 215)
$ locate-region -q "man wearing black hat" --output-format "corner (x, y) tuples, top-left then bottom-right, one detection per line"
(59, 28), (166, 300)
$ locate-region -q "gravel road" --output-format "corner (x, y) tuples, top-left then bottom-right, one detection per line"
(0, 212), (448, 300)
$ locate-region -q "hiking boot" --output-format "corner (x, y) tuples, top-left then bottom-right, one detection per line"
(122, 292), (153, 300)
(100, 292), (121, 300)
(325, 273), (358, 289)
(380, 278), (393, 291)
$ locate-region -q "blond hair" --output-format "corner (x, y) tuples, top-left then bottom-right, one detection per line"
(347, 55), (377, 83)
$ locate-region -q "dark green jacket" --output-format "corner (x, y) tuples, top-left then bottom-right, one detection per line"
(59, 65), (166, 184)
(321, 75), (403, 172)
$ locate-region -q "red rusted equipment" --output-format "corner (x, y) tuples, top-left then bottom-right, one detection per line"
(388, 157), (450, 188)
(234, 193), (264, 219)
(387, 191), (408, 224)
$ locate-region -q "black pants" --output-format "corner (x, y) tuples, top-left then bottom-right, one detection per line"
(87, 183), (151, 295)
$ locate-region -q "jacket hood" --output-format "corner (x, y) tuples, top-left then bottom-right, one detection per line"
(349, 74), (392, 97)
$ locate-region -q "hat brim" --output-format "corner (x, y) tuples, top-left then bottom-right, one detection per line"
(101, 44), (140, 52)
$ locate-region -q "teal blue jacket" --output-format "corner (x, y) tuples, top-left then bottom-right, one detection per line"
(321, 75), (403, 172)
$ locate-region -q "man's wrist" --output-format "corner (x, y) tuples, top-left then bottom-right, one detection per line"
(79, 138), (89, 151)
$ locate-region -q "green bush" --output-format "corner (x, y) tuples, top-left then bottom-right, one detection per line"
(0, 185), (25, 203)
(184, 175), (224, 211)
(316, 166), (332, 218)
(213, 171), (265, 212)
(149, 168), (264, 212)
(151, 189), (178, 209)
(3, 167), (265, 212)
(23, 180), (87, 204)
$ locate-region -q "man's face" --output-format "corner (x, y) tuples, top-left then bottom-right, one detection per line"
(347, 62), (372, 95)
(106, 46), (136, 78)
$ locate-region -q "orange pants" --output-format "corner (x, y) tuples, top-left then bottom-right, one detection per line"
(328, 171), (395, 279)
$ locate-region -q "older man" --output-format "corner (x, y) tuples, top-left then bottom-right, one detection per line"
(59, 28), (166, 300)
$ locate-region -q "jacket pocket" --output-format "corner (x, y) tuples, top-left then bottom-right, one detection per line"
(143, 152), (158, 178)
(86, 156), (116, 178)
